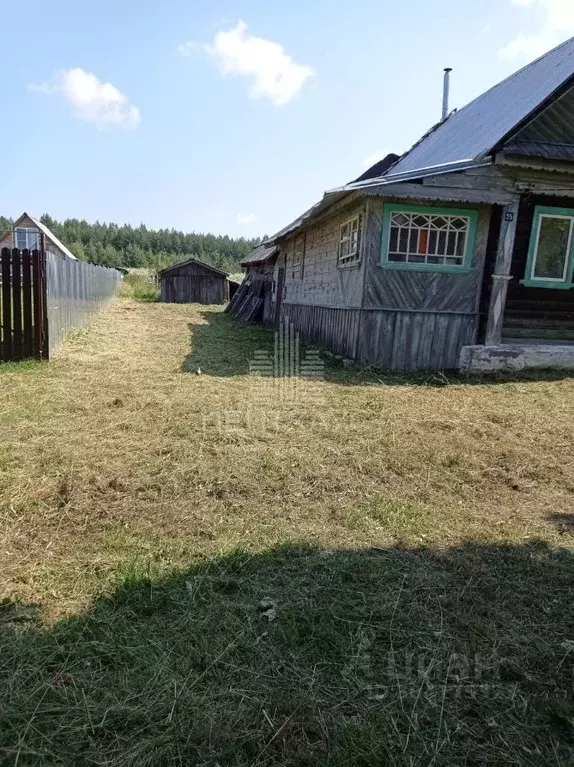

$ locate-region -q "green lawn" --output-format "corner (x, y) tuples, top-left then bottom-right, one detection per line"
(0, 300), (573, 765)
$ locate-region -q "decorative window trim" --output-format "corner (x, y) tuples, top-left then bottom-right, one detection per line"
(522, 206), (574, 290)
(380, 203), (478, 274)
(14, 227), (40, 251)
(338, 213), (363, 268)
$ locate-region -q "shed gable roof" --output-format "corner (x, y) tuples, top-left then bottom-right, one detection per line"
(386, 36), (574, 179)
(158, 257), (228, 277)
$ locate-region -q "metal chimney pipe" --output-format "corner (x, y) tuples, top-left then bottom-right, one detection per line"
(442, 68), (452, 121)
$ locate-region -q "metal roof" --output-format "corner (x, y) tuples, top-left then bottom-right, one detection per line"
(269, 37), (574, 244)
(387, 36), (574, 178)
(240, 243), (278, 267)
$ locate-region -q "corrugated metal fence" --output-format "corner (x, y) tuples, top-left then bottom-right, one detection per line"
(45, 252), (121, 358)
(0, 247), (121, 362)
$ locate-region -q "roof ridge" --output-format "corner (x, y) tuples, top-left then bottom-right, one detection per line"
(454, 35), (574, 117)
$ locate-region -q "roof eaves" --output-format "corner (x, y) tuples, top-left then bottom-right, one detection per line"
(158, 257), (228, 277)
(29, 216), (77, 261)
(269, 191), (352, 244)
(327, 158), (493, 195)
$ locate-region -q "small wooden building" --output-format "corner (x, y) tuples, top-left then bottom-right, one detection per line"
(239, 38), (574, 372)
(158, 258), (230, 305)
(227, 243), (278, 323)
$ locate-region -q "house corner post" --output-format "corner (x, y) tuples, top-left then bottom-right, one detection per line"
(484, 198), (519, 346)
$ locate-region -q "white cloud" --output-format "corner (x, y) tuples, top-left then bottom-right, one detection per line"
(500, 0), (574, 61)
(362, 150), (389, 168)
(236, 213), (258, 226)
(178, 41), (198, 57)
(195, 20), (314, 106)
(29, 68), (141, 129)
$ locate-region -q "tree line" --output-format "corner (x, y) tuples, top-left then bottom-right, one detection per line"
(0, 214), (258, 273)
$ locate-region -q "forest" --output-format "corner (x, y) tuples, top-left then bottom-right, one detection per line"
(0, 214), (258, 273)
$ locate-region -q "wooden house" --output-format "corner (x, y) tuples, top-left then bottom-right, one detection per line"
(158, 258), (230, 305)
(245, 38), (574, 372)
(0, 213), (77, 260)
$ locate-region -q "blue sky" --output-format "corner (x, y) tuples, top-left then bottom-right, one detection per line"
(0, 0), (571, 237)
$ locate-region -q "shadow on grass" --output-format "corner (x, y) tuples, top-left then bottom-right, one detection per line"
(1, 541), (573, 765)
(180, 309), (574, 387)
(549, 513), (574, 533)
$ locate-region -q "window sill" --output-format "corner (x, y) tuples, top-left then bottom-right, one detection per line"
(520, 278), (573, 290)
(337, 261), (362, 270)
(379, 261), (474, 275)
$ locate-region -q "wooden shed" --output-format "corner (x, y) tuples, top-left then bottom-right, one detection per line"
(158, 258), (230, 304)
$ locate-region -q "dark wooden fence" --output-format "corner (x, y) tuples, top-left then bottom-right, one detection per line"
(0, 248), (121, 362)
(1, 248), (46, 361)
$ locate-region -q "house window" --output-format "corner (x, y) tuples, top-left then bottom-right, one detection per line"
(338, 214), (363, 266)
(15, 227), (39, 251)
(523, 206), (574, 289)
(292, 234), (305, 279)
(381, 204), (477, 272)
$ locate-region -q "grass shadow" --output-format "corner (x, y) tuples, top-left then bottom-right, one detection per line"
(181, 312), (276, 377)
(549, 513), (574, 533)
(181, 309), (574, 388)
(1, 541), (573, 765)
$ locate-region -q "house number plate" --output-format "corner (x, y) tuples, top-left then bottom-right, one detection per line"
(505, 212), (515, 222)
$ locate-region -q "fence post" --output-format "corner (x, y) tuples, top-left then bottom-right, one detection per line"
(11, 249), (22, 360)
(1, 249), (12, 361)
(21, 249), (33, 359)
(32, 248), (48, 359)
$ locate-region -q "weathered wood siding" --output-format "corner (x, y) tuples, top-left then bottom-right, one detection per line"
(160, 262), (229, 304)
(357, 310), (477, 370)
(244, 263), (276, 325)
(281, 200), (367, 309)
(276, 196), (493, 370)
(282, 305), (361, 359)
(355, 200), (491, 370)
(278, 200), (367, 361)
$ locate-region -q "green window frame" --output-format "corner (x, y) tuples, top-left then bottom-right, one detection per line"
(380, 203), (478, 274)
(523, 206), (574, 290)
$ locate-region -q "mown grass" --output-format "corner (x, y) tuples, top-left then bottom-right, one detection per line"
(0, 301), (573, 765)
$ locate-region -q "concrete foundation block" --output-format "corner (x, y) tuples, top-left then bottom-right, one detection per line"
(459, 344), (574, 373)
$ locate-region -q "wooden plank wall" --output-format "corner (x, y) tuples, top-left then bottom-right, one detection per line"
(160, 275), (229, 304)
(276, 199), (492, 371)
(357, 310), (476, 371)
(280, 200), (367, 309)
(282, 304), (361, 359)
(362, 202), (491, 312)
